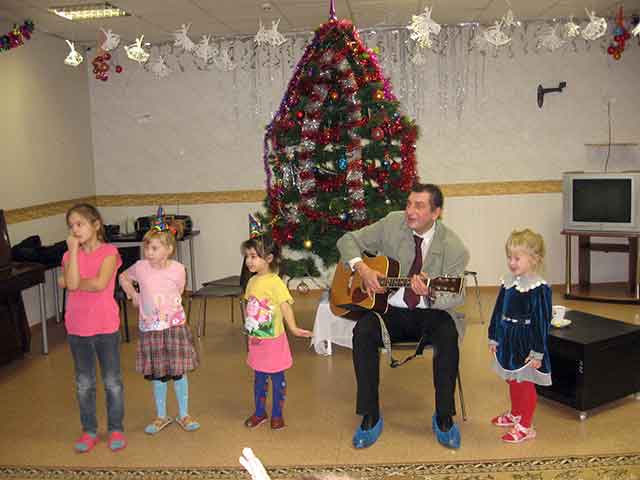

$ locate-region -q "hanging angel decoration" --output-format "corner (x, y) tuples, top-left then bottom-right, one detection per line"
(254, 19), (287, 47)
(149, 56), (171, 78)
(632, 22), (640, 37)
(484, 19), (512, 46)
(537, 24), (565, 51)
(64, 40), (83, 66)
(100, 28), (120, 51)
(124, 35), (150, 63)
(194, 35), (217, 63)
(173, 24), (196, 52)
(407, 6), (441, 49)
(581, 9), (607, 41)
(214, 47), (236, 71)
(564, 16), (580, 38)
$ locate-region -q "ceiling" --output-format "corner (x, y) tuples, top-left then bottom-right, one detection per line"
(0, 0), (637, 45)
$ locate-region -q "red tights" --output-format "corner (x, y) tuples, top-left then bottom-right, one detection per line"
(508, 380), (537, 428)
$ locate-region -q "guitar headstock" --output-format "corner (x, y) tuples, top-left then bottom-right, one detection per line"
(429, 276), (463, 294)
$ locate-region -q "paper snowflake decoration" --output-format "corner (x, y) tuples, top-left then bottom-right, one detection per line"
(632, 22), (640, 37)
(537, 24), (565, 51)
(214, 47), (236, 71)
(564, 16), (580, 38)
(124, 35), (150, 63)
(100, 28), (120, 51)
(581, 9), (607, 41)
(254, 19), (287, 47)
(194, 35), (217, 63)
(484, 19), (511, 46)
(407, 6), (441, 49)
(64, 40), (83, 67)
(149, 56), (171, 78)
(173, 24), (196, 52)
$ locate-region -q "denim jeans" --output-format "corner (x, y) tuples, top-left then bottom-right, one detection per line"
(68, 332), (125, 434)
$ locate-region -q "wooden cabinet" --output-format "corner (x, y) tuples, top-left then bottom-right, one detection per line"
(562, 229), (640, 304)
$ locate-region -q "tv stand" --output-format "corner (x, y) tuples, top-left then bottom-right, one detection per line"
(562, 229), (640, 304)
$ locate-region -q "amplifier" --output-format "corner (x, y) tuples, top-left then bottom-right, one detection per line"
(135, 215), (193, 240)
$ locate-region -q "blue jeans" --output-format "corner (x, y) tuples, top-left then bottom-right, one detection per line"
(68, 332), (125, 434)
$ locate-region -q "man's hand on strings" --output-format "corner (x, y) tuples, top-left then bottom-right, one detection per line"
(356, 262), (385, 298)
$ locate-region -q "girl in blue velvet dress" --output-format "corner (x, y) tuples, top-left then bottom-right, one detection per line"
(488, 228), (552, 444)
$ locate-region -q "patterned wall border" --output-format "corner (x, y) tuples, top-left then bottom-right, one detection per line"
(0, 452), (638, 480)
(5, 180), (562, 224)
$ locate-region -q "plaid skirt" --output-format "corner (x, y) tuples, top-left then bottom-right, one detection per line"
(136, 324), (199, 378)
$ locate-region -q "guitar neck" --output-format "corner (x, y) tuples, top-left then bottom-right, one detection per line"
(380, 277), (412, 288)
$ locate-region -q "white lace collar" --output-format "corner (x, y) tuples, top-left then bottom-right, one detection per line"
(501, 273), (547, 292)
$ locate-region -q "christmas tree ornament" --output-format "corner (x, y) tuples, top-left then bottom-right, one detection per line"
(0, 19), (34, 53)
(303, 239), (313, 249)
(407, 6), (441, 49)
(125, 35), (150, 63)
(64, 40), (83, 66)
(581, 9), (607, 41)
(608, 6), (630, 60)
(633, 18), (640, 37)
(115, 65), (123, 73)
(100, 28), (120, 51)
(371, 127), (384, 141)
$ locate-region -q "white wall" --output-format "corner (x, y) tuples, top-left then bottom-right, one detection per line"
(0, 25), (94, 325)
(88, 32), (640, 287)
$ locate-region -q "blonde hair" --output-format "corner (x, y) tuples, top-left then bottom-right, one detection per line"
(505, 228), (546, 273)
(66, 203), (106, 242)
(143, 229), (177, 257)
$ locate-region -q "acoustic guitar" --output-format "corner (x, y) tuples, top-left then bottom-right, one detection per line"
(330, 255), (463, 319)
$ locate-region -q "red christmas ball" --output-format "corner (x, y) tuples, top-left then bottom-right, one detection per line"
(103, 52), (111, 61)
(607, 46), (615, 54)
(101, 75), (109, 81)
(296, 111), (304, 120)
(371, 127), (384, 141)
(115, 65), (123, 73)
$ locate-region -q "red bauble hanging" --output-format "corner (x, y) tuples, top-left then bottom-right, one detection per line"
(371, 127), (384, 141)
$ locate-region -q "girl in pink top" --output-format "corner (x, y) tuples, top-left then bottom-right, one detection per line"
(59, 204), (125, 453)
(241, 233), (312, 430)
(120, 228), (200, 435)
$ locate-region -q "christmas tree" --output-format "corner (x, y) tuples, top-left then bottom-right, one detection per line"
(262, 2), (418, 273)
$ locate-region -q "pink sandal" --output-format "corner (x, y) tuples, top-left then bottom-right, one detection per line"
(74, 432), (98, 453)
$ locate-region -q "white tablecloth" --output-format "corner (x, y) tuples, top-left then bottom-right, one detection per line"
(311, 291), (355, 355)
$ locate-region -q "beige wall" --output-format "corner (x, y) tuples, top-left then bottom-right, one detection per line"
(0, 25), (95, 325)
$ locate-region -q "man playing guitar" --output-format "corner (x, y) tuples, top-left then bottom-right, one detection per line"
(336, 183), (469, 450)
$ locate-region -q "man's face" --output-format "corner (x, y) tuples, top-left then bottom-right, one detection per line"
(405, 191), (441, 234)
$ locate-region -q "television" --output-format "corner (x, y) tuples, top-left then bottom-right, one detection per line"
(562, 172), (640, 232)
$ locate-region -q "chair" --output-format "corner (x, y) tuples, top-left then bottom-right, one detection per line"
(389, 341), (467, 421)
(186, 262), (253, 337)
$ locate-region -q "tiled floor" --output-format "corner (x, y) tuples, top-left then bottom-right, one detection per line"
(1, 286), (639, 470)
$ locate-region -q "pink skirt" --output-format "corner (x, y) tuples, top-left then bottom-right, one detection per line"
(247, 333), (292, 373)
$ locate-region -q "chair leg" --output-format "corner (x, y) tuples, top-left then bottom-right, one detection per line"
(230, 297), (234, 324)
(470, 272), (483, 324)
(457, 369), (467, 421)
(122, 300), (130, 343)
(201, 298), (208, 337)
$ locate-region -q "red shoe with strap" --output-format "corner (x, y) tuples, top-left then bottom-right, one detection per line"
(501, 423), (536, 443)
(491, 412), (521, 427)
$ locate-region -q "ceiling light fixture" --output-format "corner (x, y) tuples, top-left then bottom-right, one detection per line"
(48, 2), (130, 21)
